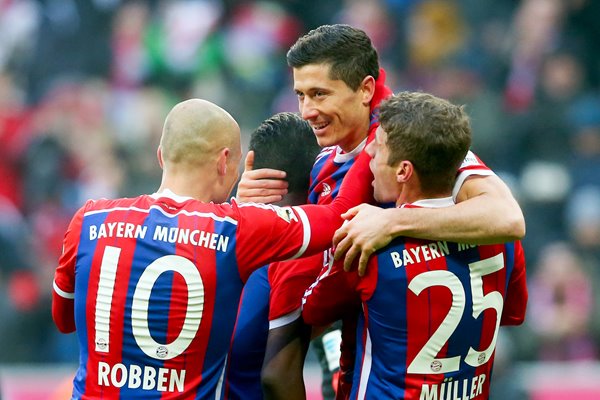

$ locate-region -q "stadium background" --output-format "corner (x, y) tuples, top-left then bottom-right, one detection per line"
(1, 0), (600, 398)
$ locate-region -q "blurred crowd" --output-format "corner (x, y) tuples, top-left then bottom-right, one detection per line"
(1, 0), (599, 393)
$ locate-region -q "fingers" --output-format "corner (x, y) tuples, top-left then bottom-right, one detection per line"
(244, 151), (287, 178)
(340, 205), (361, 220)
(357, 250), (373, 277)
(236, 188), (287, 203)
(243, 168), (288, 181)
(244, 150), (255, 172)
(239, 194), (285, 203)
(342, 245), (360, 272)
(332, 227), (348, 255)
(237, 153), (288, 203)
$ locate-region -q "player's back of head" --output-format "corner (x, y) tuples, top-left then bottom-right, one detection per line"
(379, 91), (472, 194)
(286, 24), (380, 91)
(160, 98), (241, 167)
(249, 112), (319, 202)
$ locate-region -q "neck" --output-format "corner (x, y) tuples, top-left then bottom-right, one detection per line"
(157, 166), (218, 203)
(396, 184), (452, 206)
(340, 108), (371, 153)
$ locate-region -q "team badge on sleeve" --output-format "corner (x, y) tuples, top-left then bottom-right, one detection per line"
(275, 206), (297, 223)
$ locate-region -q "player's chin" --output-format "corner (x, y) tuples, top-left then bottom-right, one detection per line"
(373, 190), (383, 204)
(315, 135), (335, 148)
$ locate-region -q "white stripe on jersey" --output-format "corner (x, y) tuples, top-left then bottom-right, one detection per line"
(357, 323), (373, 400)
(53, 280), (75, 299)
(83, 204), (239, 225)
(286, 206), (311, 260)
(269, 308), (302, 330)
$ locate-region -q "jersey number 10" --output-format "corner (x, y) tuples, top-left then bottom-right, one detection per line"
(94, 246), (204, 360)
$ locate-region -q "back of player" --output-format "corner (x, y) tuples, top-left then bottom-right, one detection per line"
(61, 195), (248, 399)
(352, 231), (527, 399)
(55, 184), (369, 399)
(222, 112), (319, 399)
(52, 99), (374, 399)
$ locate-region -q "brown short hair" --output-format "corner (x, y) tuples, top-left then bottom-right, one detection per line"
(379, 91), (472, 193)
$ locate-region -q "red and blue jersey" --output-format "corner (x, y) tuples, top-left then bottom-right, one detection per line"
(302, 198), (528, 400)
(52, 185), (367, 399)
(267, 69), (393, 326)
(269, 149), (495, 326)
(221, 266), (270, 399)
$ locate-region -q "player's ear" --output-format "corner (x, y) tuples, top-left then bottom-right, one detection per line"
(157, 146), (164, 169)
(360, 75), (376, 105)
(396, 160), (413, 184)
(217, 147), (230, 176)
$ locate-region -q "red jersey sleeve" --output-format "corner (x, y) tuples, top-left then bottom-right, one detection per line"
(452, 151), (496, 200)
(52, 202), (87, 333)
(501, 241), (528, 325)
(267, 253), (324, 324)
(235, 149), (373, 281)
(302, 260), (361, 327)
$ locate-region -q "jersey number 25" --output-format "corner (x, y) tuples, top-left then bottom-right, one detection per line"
(407, 253), (504, 374)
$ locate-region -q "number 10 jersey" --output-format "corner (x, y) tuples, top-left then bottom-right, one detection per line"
(52, 188), (360, 399)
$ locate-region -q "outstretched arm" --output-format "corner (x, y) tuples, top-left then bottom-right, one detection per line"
(236, 151), (289, 203)
(334, 174), (525, 275)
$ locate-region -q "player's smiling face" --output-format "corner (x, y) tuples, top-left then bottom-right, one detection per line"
(293, 63), (371, 152)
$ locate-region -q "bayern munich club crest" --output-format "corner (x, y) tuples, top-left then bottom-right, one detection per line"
(478, 352), (486, 364)
(96, 338), (107, 351)
(430, 360), (442, 372)
(156, 346), (168, 358)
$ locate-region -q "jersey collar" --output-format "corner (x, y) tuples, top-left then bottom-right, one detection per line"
(401, 196), (454, 208)
(151, 188), (194, 203)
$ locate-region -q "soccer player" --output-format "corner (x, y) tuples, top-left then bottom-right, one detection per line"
(302, 91), (528, 400)
(51, 99), (372, 399)
(237, 24), (524, 400)
(222, 112), (319, 400)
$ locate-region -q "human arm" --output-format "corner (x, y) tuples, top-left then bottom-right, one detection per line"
(302, 261), (361, 327)
(52, 206), (85, 333)
(235, 147), (373, 275)
(501, 241), (528, 325)
(261, 318), (311, 400)
(235, 150), (289, 203)
(334, 173), (526, 275)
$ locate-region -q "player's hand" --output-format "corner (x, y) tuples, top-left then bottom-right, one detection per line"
(333, 204), (394, 276)
(236, 151), (288, 203)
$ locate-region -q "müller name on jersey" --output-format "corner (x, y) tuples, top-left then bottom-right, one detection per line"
(419, 372), (486, 400)
(98, 361), (185, 393)
(88, 222), (230, 252)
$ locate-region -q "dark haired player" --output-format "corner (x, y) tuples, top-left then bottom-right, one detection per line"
(303, 92), (528, 399)
(222, 112), (319, 399)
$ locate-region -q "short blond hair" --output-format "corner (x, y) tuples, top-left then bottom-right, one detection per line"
(160, 99), (240, 166)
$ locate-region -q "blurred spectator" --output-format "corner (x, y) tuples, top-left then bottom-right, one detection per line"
(566, 186), (600, 257)
(504, 0), (565, 113)
(527, 242), (598, 361)
(110, 0), (152, 89)
(510, 50), (592, 257)
(565, 95), (600, 259)
(25, 0), (119, 103)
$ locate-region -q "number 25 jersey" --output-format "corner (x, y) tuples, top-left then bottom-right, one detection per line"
(303, 197), (528, 400)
